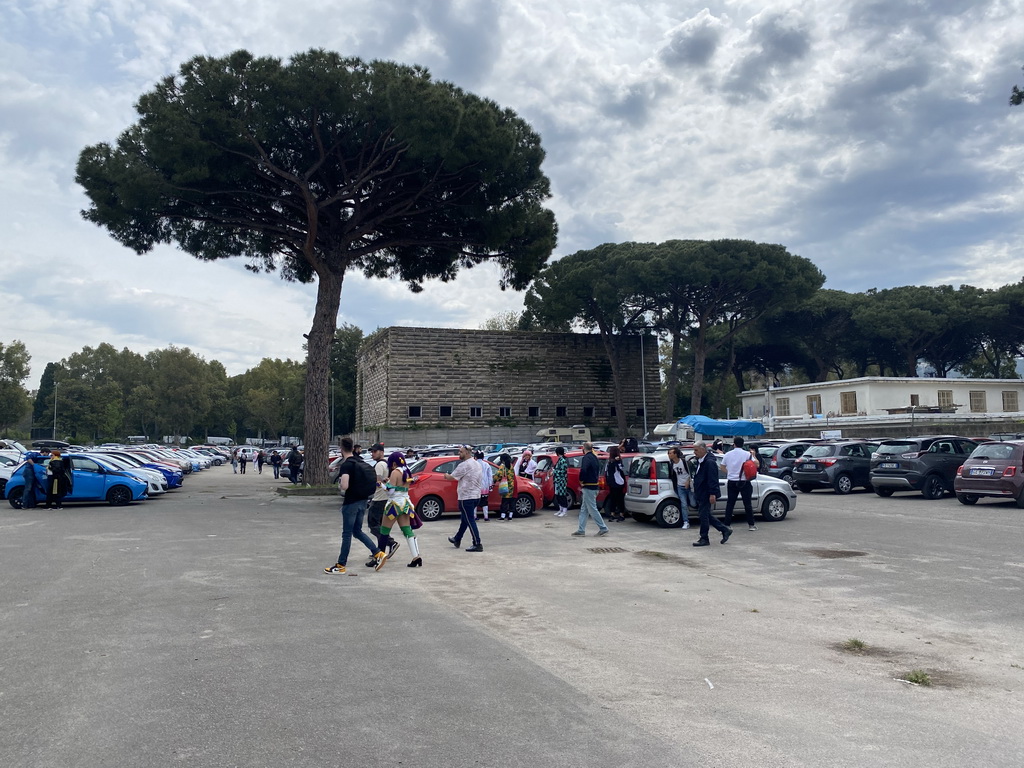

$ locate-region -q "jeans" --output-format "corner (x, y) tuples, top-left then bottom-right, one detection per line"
(272, 464), (280, 479)
(677, 489), (692, 525)
(697, 497), (730, 540)
(577, 487), (608, 533)
(454, 498), (482, 544)
(336, 499), (377, 566)
(724, 480), (754, 526)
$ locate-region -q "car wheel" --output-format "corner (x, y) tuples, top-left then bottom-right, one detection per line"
(781, 471), (794, 487)
(8, 492), (23, 509)
(213, 459), (223, 466)
(514, 494), (536, 517)
(874, 487), (895, 497)
(106, 485), (133, 506)
(760, 494), (789, 521)
(956, 493), (978, 505)
(631, 513), (653, 523)
(1017, 488), (1024, 510)
(833, 473), (853, 494)
(565, 489), (578, 509)
(655, 499), (683, 528)
(415, 495), (444, 521)
(921, 475), (946, 500)
(796, 484), (814, 493)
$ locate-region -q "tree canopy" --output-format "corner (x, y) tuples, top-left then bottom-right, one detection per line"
(0, 340), (31, 432)
(76, 49), (556, 482)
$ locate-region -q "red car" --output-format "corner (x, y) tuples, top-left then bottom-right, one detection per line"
(408, 456), (543, 521)
(534, 449), (622, 508)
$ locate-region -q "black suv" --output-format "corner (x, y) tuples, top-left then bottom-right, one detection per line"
(870, 435), (980, 500)
(792, 441), (879, 494)
(763, 441), (817, 486)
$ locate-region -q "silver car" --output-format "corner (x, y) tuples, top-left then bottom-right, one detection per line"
(625, 450), (796, 527)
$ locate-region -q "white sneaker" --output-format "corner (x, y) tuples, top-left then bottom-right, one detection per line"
(682, 522), (690, 529)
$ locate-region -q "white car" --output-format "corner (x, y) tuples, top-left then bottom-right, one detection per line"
(625, 450), (796, 527)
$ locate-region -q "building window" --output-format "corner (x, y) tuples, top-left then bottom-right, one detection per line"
(910, 394), (920, 406)
(469, 406), (482, 418)
(636, 407), (645, 417)
(776, 397), (790, 417)
(582, 406), (595, 418)
(556, 406), (567, 418)
(498, 406), (512, 418)
(937, 390), (953, 409)
(840, 391), (857, 415)
(806, 395), (822, 415)
(439, 405), (452, 418)
(610, 405), (617, 417)
(528, 406), (540, 418)
(969, 391), (987, 413)
(1002, 391), (1019, 412)
(408, 405), (422, 418)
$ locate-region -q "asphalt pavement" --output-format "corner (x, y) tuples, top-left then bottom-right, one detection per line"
(2, 468), (1022, 767)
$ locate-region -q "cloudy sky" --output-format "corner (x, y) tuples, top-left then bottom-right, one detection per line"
(2, 0), (1023, 387)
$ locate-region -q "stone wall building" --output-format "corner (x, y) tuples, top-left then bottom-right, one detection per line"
(356, 327), (660, 444)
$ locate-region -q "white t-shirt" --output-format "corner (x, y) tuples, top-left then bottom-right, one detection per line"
(372, 459), (388, 502)
(723, 446), (750, 481)
(452, 458), (483, 500)
(476, 458), (493, 495)
(669, 458), (690, 488)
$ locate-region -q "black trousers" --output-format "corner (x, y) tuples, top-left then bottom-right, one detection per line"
(724, 480), (754, 526)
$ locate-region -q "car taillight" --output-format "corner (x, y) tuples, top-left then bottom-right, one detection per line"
(956, 465), (963, 477)
(770, 456), (778, 468)
(820, 458), (838, 466)
(1003, 466), (1017, 477)
(901, 452), (922, 459)
(649, 461), (659, 494)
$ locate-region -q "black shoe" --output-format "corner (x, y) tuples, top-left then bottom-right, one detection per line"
(692, 539), (710, 547)
(386, 539), (401, 558)
(407, 557), (423, 567)
(364, 556), (377, 568)
(721, 527), (733, 544)
(466, 543), (484, 552)
(448, 536), (461, 548)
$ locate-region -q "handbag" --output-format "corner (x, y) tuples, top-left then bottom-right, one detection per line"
(498, 479), (510, 495)
(410, 511), (423, 530)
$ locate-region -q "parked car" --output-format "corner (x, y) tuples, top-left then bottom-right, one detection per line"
(94, 450), (183, 488)
(407, 456), (543, 521)
(763, 441), (817, 486)
(792, 441), (879, 494)
(954, 440), (1024, 507)
(624, 450), (796, 527)
(4, 454), (149, 507)
(870, 435), (980, 500)
(533, 449), (610, 508)
(82, 453), (168, 495)
(0, 454), (18, 495)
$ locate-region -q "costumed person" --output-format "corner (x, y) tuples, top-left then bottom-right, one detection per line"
(375, 451), (422, 569)
(475, 451), (493, 521)
(45, 450), (72, 509)
(552, 446), (569, 517)
(495, 453), (517, 520)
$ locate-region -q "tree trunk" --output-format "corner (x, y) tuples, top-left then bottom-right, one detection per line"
(303, 269), (345, 485)
(663, 326), (682, 420)
(594, 314), (629, 438)
(690, 324), (708, 416)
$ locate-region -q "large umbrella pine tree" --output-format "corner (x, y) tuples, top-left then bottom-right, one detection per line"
(77, 50), (557, 483)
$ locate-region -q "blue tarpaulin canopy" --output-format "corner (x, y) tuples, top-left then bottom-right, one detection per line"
(678, 415), (766, 437)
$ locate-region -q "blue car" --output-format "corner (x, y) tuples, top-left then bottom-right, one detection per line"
(4, 454), (149, 508)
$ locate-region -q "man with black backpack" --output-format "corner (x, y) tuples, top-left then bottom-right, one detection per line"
(325, 437), (385, 575)
(364, 443), (399, 568)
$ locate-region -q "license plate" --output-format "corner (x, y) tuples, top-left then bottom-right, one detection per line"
(801, 463), (818, 471)
(880, 462), (899, 469)
(970, 467), (995, 476)
(628, 483), (643, 495)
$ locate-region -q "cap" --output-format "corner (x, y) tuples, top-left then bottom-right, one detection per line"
(369, 443), (385, 452)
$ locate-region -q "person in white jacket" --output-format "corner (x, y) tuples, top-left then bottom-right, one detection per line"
(474, 451), (494, 521)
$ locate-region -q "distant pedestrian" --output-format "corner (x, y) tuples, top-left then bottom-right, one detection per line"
(239, 451), (248, 474)
(494, 453), (516, 520)
(446, 445), (484, 551)
(324, 437), (385, 575)
(552, 446), (569, 517)
(230, 449), (238, 474)
(691, 442), (731, 547)
(666, 447), (692, 530)
(364, 444), (398, 568)
(723, 436), (757, 531)
(604, 445), (627, 522)
(475, 451), (493, 521)
(572, 442), (609, 537)
(45, 450), (72, 509)
(270, 450), (282, 479)
(256, 450), (265, 474)
(376, 451), (422, 568)
(286, 445), (302, 484)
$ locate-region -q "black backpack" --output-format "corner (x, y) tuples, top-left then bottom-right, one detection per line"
(342, 458), (377, 501)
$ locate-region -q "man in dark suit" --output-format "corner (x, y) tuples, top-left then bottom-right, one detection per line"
(691, 442), (732, 547)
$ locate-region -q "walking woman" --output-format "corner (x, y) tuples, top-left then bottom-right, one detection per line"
(45, 450), (73, 509)
(494, 452), (517, 520)
(604, 445), (628, 522)
(552, 446), (569, 517)
(375, 451), (422, 569)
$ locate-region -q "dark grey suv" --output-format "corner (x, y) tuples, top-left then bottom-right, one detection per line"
(869, 436), (980, 500)
(792, 441), (879, 494)
(763, 441), (816, 486)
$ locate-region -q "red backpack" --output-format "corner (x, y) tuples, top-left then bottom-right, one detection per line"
(742, 459), (759, 480)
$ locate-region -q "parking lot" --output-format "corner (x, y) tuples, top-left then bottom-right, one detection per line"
(2, 468), (1022, 767)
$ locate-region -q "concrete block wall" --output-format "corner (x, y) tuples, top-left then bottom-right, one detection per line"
(356, 327), (660, 438)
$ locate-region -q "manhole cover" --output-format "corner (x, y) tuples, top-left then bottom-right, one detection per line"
(587, 547), (628, 554)
(805, 548), (868, 559)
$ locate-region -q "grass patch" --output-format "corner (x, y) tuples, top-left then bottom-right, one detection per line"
(843, 638), (868, 653)
(898, 669), (933, 686)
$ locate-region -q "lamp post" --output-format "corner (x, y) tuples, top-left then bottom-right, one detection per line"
(52, 381), (58, 440)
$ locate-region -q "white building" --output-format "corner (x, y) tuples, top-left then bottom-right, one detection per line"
(739, 377), (1024, 430)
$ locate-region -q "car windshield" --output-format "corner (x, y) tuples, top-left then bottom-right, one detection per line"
(801, 445), (836, 458)
(876, 442), (918, 456)
(969, 443), (1017, 460)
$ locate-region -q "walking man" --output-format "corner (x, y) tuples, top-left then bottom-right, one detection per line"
(572, 442), (609, 537)
(722, 436), (757, 531)
(286, 445), (302, 484)
(692, 442), (732, 547)
(445, 445), (484, 552)
(270, 450), (282, 479)
(324, 437), (384, 574)
(364, 443), (398, 568)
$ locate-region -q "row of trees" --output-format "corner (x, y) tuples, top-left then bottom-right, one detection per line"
(1, 325), (363, 444)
